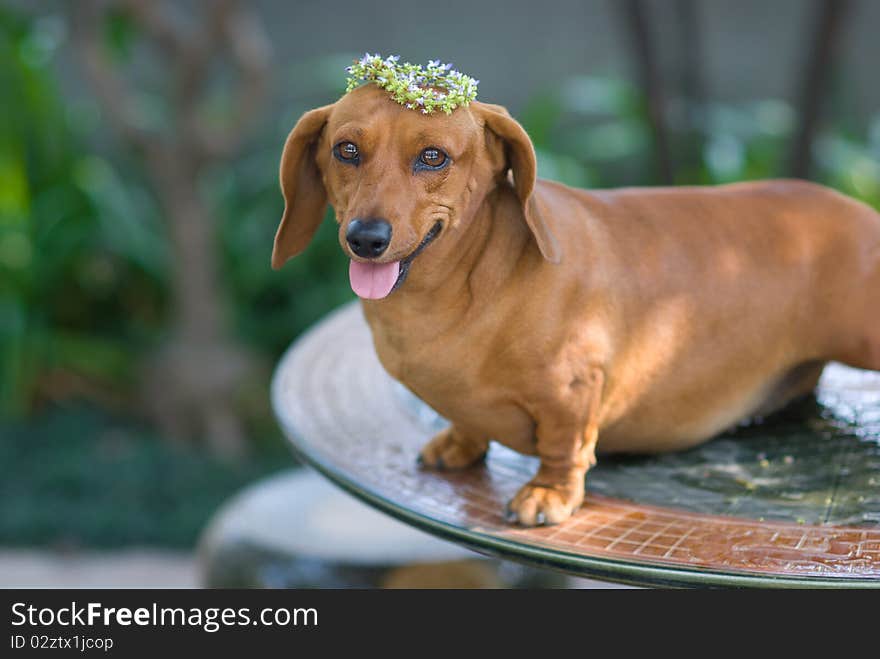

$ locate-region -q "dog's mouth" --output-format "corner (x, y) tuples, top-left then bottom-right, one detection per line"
(348, 221), (443, 300)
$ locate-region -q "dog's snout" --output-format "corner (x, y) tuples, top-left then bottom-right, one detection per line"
(346, 219), (392, 258)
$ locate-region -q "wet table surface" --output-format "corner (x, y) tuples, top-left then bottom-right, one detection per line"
(272, 303), (880, 587)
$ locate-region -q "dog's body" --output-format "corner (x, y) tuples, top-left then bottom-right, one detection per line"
(368, 178), (880, 453)
(274, 84), (880, 525)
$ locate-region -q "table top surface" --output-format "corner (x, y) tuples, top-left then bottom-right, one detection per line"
(273, 302), (880, 587)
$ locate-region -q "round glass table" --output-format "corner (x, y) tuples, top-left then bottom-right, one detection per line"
(272, 303), (880, 588)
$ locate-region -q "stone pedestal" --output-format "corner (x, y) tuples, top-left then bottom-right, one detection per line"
(198, 469), (574, 588)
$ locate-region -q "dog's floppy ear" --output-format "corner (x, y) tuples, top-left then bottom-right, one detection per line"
(476, 103), (561, 264)
(272, 104), (334, 269)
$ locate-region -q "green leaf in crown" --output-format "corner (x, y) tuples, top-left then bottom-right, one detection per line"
(345, 53), (479, 115)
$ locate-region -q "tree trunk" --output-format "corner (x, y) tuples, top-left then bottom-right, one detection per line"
(141, 153), (250, 459)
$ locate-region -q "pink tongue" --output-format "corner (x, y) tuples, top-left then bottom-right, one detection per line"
(349, 260), (401, 299)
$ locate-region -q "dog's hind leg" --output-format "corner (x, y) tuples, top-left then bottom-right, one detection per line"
(844, 331), (880, 372)
(858, 256), (880, 370)
(752, 360), (826, 420)
(835, 242), (880, 372)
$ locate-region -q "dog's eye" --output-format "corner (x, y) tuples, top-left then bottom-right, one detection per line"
(334, 141), (360, 164)
(418, 147), (447, 169)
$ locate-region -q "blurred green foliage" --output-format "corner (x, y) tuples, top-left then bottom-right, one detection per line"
(522, 75), (880, 206)
(0, 9), (168, 416)
(0, 8), (355, 419)
(0, 8), (352, 546)
(0, 403), (289, 547)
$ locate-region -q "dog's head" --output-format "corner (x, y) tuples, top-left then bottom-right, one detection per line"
(272, 83), (559, 299)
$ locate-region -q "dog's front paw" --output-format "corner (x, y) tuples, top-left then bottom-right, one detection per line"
(418, 427), (487, 470)
(506, 482), (584, 526)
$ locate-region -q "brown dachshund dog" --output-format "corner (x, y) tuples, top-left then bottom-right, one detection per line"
(273, 83), (880, 526)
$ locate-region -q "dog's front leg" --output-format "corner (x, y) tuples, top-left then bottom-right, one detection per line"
(507, 367), (604, 526)
(418, 425), (489, 470)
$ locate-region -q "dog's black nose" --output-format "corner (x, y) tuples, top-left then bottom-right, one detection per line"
(346, 219), (392, 258)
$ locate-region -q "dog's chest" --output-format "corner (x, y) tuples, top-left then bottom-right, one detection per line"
(367, 316), (536, 448)
(372, 325), (480, 401)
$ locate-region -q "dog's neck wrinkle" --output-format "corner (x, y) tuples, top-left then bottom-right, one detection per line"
(463, 187), (533, 303)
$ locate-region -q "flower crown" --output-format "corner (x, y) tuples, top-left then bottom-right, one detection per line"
(345, 53), (479, 115)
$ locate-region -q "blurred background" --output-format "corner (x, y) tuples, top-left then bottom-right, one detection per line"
(1, 0), (878, 587)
